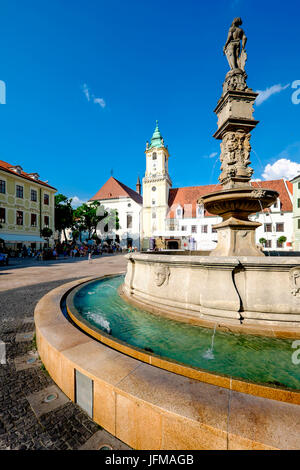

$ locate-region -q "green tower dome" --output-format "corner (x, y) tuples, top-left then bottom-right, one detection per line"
(149, 120), (164, 149)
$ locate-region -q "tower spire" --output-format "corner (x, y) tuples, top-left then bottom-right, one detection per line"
(149, 120), (164, 149)
(136, 175), (141, 195)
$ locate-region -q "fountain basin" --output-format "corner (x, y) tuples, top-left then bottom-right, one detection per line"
(34, 276), (300, 449)
(66, 275), (300, 391)
(123, 253), (300, 338)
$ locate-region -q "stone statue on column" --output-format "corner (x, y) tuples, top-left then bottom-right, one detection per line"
(199, 18), (278, 256)
(223, 17), (247, 72)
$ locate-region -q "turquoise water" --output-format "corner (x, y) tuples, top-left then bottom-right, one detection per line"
(71, 275), (300, 390)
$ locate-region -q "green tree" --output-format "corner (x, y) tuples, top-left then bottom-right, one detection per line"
(259, 237), (267, 246)
(277, 235), (287, 247)
(73, 202), (119, 239)
(41, 227), (53, 246)
(55, 194), (74, 243)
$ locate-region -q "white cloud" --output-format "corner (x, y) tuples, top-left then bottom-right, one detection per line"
(94, 97), (106, 108)
(82, 83), (90, 102)
(255, 83), (290, 106)
(202, 151), (218, 159)
(71, 196), (88, 208)
(262, 158), (300, 180)
(208, 152), (218, 159)
(82, 83), (106, 109)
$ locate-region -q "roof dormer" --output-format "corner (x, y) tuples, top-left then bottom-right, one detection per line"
(9, 165), (23, 175)
(28, 173), (40, 180)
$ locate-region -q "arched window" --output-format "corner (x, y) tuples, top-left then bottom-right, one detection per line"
(152, 152), (157, 160)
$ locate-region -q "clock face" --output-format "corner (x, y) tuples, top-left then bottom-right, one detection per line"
(152, 186), (156, 191)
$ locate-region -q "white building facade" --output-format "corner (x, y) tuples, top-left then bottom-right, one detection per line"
(90, 176), (142, 250)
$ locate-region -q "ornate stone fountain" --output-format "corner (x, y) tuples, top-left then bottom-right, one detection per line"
(199, 17), (278, 256)
(122, 18), (300, 337)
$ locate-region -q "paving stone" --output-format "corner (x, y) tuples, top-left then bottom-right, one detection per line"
(15, 331), (35, 343)
(14, 351), (41, 371)
(26, 385), (69, 418)
(23, 317), (35, 324)
(0, 257), (127, 450)
(79, 429), (131, 450)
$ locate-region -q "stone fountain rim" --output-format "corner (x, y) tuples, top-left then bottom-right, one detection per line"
(61, 275), (300, 406)
(34, 275), (300, 449)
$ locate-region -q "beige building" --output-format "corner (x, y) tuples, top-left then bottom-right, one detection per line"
(0, 159), (56, 252)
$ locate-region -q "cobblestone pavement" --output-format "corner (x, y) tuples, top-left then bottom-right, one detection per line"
(0, 255), (128, 450)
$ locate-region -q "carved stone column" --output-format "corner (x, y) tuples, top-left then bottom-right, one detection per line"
(199, 19), (278, 257)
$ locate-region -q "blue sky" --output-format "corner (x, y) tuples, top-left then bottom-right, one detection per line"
(0, 0), (299, 205)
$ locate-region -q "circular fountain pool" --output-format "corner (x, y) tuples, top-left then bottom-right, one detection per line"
(66, 275), (300, 391)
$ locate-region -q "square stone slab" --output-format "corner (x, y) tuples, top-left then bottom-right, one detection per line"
(26, 385), (69, 418)
(15, 331), (35, 342)
(23, 317), (35, 324)
(79, 429), (131, 450)
(14, 351), (41, 371)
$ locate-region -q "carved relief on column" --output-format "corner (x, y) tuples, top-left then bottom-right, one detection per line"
(222, 70), (249, 95)
(219, 130), (254, 187)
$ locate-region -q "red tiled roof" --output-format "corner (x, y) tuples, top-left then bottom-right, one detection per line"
(168, 179), (293, 218)
(0, 160), (56, 190)
(90, 176), (143, 205)
(285, 180), (293, 195)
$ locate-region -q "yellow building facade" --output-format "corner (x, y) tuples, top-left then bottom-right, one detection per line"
(0, 160), (56, 252)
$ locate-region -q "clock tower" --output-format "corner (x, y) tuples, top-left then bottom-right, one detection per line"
(141, 121), (172, 249)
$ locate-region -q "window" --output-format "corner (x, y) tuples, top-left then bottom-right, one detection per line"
(191, 225), (197, 233)
(276, 223), (284, 232)
(152, 186), (156, 192)
(44, 193), (49, 205)
(212, 227), (217, 233)
(152, 200), (156, 205)
(277, 240), (284, 248)
(298, 198), (300, 208)
(0, 207), (5, 223)
(298, 219), (300, 229)
(44, 216), (49, 227)
(264, 223), (272, 233)
(181, 226), (187, 231)
(31, 213), (37, 227)
(16, 210), (23, 225)
(31, 189), (37, 202)
(126, 214), (132, 228)
(201, 225), (208, 234)
(152, 212), (156, 219)
(265, 240), (272, 248)
(16, 185), (23, 198)
(152, 152), (157, 160)
(0, 180), (5, 194)
(176, 207), (182, 218)
(298, 182), (300, 189)
(273, 200), (278, 208)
